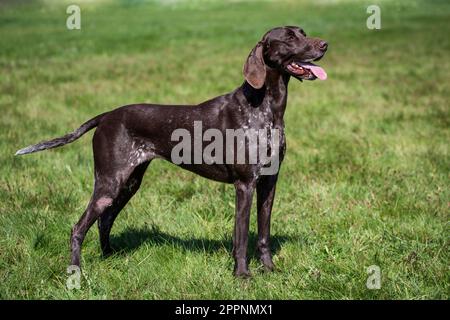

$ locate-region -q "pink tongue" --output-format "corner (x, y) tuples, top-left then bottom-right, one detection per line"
(299, 62), (327, 80)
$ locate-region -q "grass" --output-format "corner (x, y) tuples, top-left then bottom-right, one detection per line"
(0, 0), (449, 299)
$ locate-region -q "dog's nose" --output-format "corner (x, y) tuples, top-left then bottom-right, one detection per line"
(319, 41), (328, 51)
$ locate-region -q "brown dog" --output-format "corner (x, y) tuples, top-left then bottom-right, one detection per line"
(16, 26), (328, 277)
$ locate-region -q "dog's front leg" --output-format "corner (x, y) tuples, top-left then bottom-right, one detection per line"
(232, 180), (255, 278)
(256, 174), (278, 272)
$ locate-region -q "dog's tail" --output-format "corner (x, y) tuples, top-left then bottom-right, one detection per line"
(15, 113), (107, 156)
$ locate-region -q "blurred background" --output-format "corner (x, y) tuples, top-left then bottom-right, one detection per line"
(0, 0), (448, 299)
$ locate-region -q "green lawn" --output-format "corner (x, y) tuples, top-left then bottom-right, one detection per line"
(0, 0), (448, 299)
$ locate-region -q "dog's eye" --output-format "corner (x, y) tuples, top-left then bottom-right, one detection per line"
(287, 33), (296, 40)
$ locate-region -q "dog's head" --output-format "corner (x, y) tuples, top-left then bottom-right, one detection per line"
(243, 26), (328, 88)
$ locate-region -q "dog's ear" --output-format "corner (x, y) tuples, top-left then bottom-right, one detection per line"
(243, 42), (266, 89)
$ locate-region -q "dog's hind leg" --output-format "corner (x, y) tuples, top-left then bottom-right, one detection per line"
(69, 123), (155, 267)
(70, 174), (124, 266)
(97, 161), (150, 256)
(70, 158), (152, 267)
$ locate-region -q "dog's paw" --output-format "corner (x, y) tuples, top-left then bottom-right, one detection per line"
(234, 268), (252, 279)
(260, 255), (275, 272)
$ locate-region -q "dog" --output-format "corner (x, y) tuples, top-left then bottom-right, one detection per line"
(16, 26), (328, 277)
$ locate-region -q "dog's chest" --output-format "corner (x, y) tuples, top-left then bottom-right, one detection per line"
(240, 105), (286, 176)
